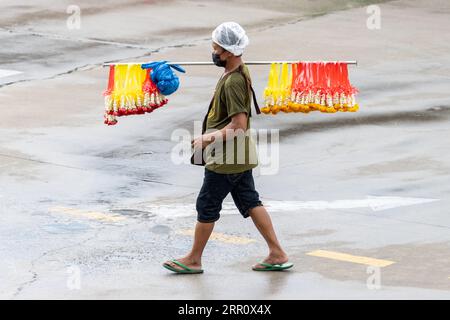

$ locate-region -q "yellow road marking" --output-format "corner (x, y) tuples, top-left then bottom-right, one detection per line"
(306, 250), (395, 267)
(49, 206), (126, 222)
(176, 229), (256, 245)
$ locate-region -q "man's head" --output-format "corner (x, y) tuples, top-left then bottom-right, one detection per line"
(211, 22), (249, 68)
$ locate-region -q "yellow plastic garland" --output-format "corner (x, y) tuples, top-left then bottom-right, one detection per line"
(262, 63), (292, 114)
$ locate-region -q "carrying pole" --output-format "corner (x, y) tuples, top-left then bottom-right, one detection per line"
(102, 60), (358, 67)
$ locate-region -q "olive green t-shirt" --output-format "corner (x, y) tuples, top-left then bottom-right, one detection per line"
(204, 64), (258, 174)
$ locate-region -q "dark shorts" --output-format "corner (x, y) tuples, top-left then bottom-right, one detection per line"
(196, 168), (263, 223)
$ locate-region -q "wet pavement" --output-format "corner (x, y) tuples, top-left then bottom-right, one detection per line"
(1, 0), (450, 299)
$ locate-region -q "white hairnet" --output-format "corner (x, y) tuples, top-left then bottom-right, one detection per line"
(212, 22), (249, 56)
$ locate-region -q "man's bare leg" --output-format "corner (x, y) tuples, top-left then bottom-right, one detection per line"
(249, 206), (289, 269)
(164, 221), (215, 271)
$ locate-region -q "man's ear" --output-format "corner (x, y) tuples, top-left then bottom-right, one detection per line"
(224, 51), (233, 59)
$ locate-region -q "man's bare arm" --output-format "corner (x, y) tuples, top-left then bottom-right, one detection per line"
(192, 112), (248, 149)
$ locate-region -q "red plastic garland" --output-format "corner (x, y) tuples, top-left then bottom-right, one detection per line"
(262, 62), (359, 114)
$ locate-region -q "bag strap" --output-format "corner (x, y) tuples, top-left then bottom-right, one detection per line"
(201, 64), (260, 134)
(201, 95), (215, 134)
(249, 85), (261, 116)
(237, 64), (261, 116)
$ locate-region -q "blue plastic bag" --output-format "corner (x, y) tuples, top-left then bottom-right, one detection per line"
(141, 61), (186, 95)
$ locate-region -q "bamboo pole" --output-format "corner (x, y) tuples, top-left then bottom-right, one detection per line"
(103, 60), (358, 67)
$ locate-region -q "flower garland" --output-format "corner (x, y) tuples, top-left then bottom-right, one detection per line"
(262, 62), (359, 115)
(103, 62), (185, 126)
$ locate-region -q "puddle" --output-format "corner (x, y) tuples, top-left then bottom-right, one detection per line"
(41, 222), (90, 234)
(110, 209), (157, 220)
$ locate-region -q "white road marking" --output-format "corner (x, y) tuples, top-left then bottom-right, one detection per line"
(140, 196), (439, 218)
(0, 69), (22, 78)
(264, 196), (439, 212)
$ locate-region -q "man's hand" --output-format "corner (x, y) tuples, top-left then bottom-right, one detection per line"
(191, 112), (247, 150)
(191, 133), (215, 150)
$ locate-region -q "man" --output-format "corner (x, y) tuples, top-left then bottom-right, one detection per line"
(163, 22), (293, 274)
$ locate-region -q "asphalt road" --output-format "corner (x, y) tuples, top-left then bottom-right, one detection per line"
(0, 0), (449, 299)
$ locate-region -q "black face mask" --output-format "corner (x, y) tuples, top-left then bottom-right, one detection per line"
(212, 52), (227, 68)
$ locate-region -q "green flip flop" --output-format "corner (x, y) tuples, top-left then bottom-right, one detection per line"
(163, 259), (204, 274)
(252, 261), (294, 271)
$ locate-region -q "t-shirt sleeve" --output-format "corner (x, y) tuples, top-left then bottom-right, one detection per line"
(224, 74), (250, 119)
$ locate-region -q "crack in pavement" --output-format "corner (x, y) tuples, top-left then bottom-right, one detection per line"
(0, 7), (346, 89)
(0, 29), (201, 88)
(0, 27), (160, 49)
(11, 225), (106, 299)
(0, 153), (197, 189)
